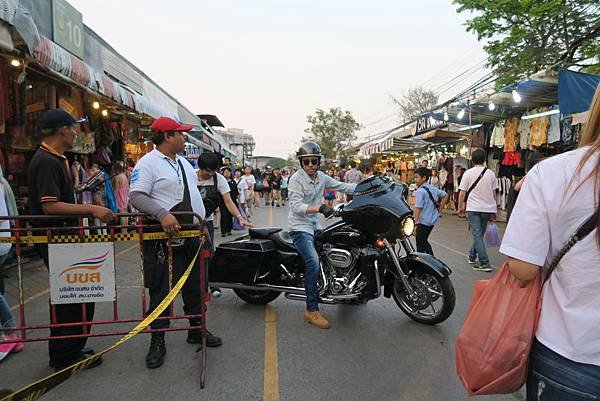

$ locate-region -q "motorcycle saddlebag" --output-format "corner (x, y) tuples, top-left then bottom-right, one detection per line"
(210, 238), (276, 284)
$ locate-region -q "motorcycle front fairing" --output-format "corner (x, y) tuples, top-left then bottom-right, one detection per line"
(341, 175), (412, 240)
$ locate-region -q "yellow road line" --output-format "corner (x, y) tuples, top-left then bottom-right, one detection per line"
(268, 207), (273, 226)
(264, 304), (280, 401)
(9, 243), (139, 312)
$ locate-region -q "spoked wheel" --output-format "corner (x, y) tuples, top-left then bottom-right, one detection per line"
(392, 273), (455, 325)
(233, 289), (281, 305)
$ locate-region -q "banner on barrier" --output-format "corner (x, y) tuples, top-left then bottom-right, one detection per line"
(49, 243), (116, 304)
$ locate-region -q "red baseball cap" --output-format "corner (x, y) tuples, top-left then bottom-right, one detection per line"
(150, 117), (193, 133)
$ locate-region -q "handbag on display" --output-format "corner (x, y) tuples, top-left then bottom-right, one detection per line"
(456, 209), (598, 396)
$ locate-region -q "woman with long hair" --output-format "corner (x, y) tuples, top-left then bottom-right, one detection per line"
(499, 85), (600, 400)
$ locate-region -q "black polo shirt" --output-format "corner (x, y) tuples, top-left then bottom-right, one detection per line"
(28, 143), (76, 227)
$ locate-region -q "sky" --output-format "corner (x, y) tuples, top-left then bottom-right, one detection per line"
(69, 0), (487, 158)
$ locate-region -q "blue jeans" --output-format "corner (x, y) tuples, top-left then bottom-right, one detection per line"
(0, 293), (15, 332)
(527, 339), (600, 400)
(466, 211), (491, 266)
(289, 231), (320, 312)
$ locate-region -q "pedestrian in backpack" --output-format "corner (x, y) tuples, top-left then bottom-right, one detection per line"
(458, 148), (498, 272)
(413, 167), (449, 256)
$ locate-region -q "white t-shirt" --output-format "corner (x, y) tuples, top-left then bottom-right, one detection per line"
(500, 146), (600, 365)
(196, 172), (230, 221)
(242, 174), (256, 191)
(0, 184), (11, 256)
(458, 166), (498, 213)
(236, 178), (246, 204)
(130, 150), (205, 222)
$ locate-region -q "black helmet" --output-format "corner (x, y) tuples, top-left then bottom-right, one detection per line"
(297, 141), (321, 159)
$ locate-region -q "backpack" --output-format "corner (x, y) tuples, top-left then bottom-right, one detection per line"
(198, 174), (224, 217)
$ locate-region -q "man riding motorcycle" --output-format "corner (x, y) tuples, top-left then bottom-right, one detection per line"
(288, 141), (356, 329)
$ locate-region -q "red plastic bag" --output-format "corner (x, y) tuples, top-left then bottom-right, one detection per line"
(455, 262), (542, 396)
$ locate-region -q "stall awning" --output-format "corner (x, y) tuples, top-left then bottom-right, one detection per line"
(559, 70), (600, 115)
(413, 129), (469, 144)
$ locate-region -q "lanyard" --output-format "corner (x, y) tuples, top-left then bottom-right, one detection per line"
(164, 158), (182, 183)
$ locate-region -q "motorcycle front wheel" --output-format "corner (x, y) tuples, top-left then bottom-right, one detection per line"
(391, 273), (455, 325)
(233, 289), (281, 305)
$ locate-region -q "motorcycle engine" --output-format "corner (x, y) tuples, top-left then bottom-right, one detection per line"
(322, 246), (365, 295)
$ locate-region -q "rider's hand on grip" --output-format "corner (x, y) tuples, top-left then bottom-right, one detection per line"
(319, 204), (334, 218)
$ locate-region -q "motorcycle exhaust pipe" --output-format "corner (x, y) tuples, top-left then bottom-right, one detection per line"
(284, 293), (337, 305)
(210, 282), (307, 294)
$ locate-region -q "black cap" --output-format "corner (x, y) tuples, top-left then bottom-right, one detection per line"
(42, 109), (87, 129)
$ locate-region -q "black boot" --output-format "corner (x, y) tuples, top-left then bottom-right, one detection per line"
(146, 332), (166, 369)
(187, 320), (223, 347)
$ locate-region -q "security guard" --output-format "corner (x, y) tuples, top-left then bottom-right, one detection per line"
(28, 108), (115, 371)
(129, 117), (221, 370)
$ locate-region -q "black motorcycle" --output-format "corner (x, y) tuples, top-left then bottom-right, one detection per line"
(210, 175), (456, 324)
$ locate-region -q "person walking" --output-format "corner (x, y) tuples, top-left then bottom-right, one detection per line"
(220, 167), (239, 237)
(112, 164), (130, 232)
(344, 161), (363, 202)
(288, 141), (356, 329)
(323, 169), (337, 207)
(280, 170), (289, 206)
(129, 117), (220, 369)
(458, 148), (498, 272)
(413, 167), (449, 256)
(242, 166), (256, 218)
(500, 85), (600, 400)
(234, 170), (248, 219)
(271, 168), (283, 207)
(28, 109), (115, 371)
(262, 170), (272, 206)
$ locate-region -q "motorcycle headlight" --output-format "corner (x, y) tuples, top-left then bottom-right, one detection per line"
(401, 216), (415, 237)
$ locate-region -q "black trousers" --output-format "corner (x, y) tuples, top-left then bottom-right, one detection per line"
(36, 244), (95, 365)
(415, 224), (435, 256)
(220, 206), (233, 235)
(143, 237), (202, 329)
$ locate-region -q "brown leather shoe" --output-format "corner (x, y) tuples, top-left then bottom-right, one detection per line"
(304, 311), (331, 329)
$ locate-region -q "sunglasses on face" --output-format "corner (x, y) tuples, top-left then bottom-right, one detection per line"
(302, 158), (320, 166)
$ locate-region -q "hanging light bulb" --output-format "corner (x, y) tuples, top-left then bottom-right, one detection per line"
(101, 109), (108, 117)
(92, 101), (100, 109)
(488, 101), (496, 111)
(512, 89), (522, 103)
(10, 59), (21, 67)
(443, 111), (449, 122)
(457, 108), (466, 120)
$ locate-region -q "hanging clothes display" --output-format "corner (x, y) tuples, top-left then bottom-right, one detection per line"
(528, 107), (550, 147)
(547, 105), (561, 144)
(502, 151), (521, 166)
(503, 117), (519, 151)
(496, 177), (512, 211)
(490, 122), (505, 147)
(518, 115), (531, 149)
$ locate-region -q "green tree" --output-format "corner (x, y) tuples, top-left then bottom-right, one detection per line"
(454, 0), (600, 87)
(304, 107), (361, 160)
(390, 86), (439, 122)
(266, 157), (287, 169)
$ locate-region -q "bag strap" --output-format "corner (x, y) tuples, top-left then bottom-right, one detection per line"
(544, 208), (599, 283)
(465, 167), (487, 201)
(422, 186), (439, 208)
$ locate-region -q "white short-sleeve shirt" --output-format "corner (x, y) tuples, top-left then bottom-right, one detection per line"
(458, 166), (498, 213)
(196, 171), (230, 221)
(130, 150), (205, 222)
(500, 146), (600, 365)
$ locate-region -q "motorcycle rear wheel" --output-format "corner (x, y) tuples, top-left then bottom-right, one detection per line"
(233, 289), (281, 305)
(392, 273), (455, 325)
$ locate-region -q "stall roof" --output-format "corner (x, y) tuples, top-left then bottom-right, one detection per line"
(197, 114), (225, 127)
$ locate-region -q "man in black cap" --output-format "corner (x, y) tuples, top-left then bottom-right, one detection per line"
(28, 108), (115, 371)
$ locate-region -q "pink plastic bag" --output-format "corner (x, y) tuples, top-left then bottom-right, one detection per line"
(455, 262), (541, 396)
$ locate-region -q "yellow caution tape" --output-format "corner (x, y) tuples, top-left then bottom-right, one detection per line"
(0, 230), (202, 244)
(0, 237), (204, 401)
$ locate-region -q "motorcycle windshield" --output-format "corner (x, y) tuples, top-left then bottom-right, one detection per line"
(341, 175), (411, 238)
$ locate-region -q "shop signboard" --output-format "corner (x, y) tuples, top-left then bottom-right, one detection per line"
(49, 243), (116, 304)
(415, 116), (447, 135)
(52, 0), (84, 59)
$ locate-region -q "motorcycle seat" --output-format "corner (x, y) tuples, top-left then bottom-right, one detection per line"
(249, 227), (282, 239)
(270, 231), (296, 252)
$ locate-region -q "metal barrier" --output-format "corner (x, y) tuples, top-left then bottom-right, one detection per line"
(0, 212), (210, 389)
